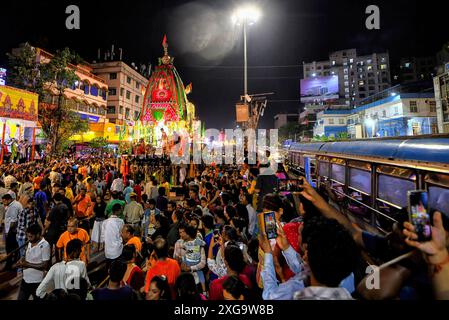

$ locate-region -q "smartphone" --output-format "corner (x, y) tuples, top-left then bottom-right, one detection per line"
(243, 175), (247, 181)
(213, 229), (220, 240)
(263, 211), (277, 240)
(407, 190), (431, 242)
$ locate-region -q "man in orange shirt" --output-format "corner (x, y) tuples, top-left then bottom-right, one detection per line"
(56, 218), (90, 264)
(73, 187), (93, 233)
(121, 224), (142, 253)
(144, 238), (180, 299)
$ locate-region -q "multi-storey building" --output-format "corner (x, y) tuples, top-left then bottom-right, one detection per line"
(395, 56), (436, 84)
(314, 85), (437, 139)
(30, 47), (109, 126)
(303, 48), (391, 108)
(433, 64), (449, 133)
(274, 113), (299, 129)
(92, 61), (149, 125)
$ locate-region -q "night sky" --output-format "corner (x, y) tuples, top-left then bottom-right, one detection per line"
(1, 0), (447, 129)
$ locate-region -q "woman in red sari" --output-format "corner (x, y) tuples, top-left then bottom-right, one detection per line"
(121, 245), (145, 292)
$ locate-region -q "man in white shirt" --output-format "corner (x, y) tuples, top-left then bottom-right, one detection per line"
(240, 193), (257, 237)
(36, 238), (90, 299)
(110, 175), (124, 193)
(14, 224), (51, 300)
(102, 203), (125, 261)
(3, 193), (23, 270)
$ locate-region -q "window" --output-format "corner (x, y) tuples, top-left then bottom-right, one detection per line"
(110, 73), (117, 80)
(119, 106), (123, 114)
(378, 174), (415, 208)
(339, 118), (345, 124)
(127, 76), (131, 84)
(344, 75), (349, 80)
(367, 59), (372, 64)
(349, 168), (371, 194)
(349, 58), (354, 63)
(319, 161), (329, 177)
(367, 65), (373, 71)
(134, 111), (140, 120)
(410, 101), (418, 113)
(344, 81), (349, 86)
(358, 80), (365, 86)
(120, 88), (124, 96)
(109, 88), (117, 96)
(429, 101), (436, 112)
(135, 95), (140, 104)
(429, 186), (449, 214)
(125, 108), (130, 119)
(126, 90), (131, 100)
(331, 164), (346, 184)
(90, 85), (99, 96)
(394, 106), (399, 114)
(329, 118), (334, 124)
(332, 60), (336, 65)
(345, 88), (350, 93)
(136, 81), (140, 89)
(107, 106), (116, 114)
(380, 64), (388, 70)
(83, 82), (90, 95)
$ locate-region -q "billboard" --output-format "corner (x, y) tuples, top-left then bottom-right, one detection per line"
(0, 85), (39, 121)
(300, 75), (339, 103)
(236, 103), (249, 122)
(0, 68), (6, 86)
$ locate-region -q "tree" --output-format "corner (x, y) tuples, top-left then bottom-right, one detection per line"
(7, 43), (45, 96)
(8, 44), (85, 156)
(89, 137), (108, 149)
(278, 122), (301, 142)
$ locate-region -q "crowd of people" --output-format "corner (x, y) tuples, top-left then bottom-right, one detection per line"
(0, 153), (448, 301)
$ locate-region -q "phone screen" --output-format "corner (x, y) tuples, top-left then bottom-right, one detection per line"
(408, 190), (431, 242)
(264, 211), (277, 240)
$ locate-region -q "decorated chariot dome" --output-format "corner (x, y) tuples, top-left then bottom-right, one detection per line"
(140, 35), (193, 125)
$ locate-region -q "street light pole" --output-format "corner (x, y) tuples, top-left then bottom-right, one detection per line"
(243, 19), (248, 103)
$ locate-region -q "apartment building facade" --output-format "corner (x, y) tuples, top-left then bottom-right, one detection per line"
(92, 61), (149, 125)
(303, 48), (391, 108)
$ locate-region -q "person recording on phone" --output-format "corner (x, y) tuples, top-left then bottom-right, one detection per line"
(259, 214), (359, 300)
(404, 211), (449, 300)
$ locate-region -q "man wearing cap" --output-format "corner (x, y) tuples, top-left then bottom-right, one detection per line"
(123, 192), (144, 230)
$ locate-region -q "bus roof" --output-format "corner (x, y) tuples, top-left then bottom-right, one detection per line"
(289, 136), (449, 165)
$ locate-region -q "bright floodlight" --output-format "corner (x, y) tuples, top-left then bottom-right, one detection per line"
(231, 5), (262, 25)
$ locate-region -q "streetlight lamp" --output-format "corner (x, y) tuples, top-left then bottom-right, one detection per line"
(231, 4), (262, 128)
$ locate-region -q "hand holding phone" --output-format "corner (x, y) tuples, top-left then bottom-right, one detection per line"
(263, 211), (277, 240)
(408, 190), (431, 242)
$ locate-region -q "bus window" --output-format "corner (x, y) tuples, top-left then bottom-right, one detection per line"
(318, 161), (329, 178)
(331, 163), (346, 184)
(349, 167), (371, 194)
(375, 200), (403, 233)
(377, 174), (415, 208)
(347, 191), (372, 221)
(428, 185), (449, 215)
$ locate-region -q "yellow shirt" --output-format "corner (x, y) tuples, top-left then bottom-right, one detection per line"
(161, 182), (170, 196)
(65, 187), (74, 202)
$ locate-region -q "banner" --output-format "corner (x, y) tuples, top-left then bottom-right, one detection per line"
(236, 103), (249, 122)
(0, 86), (39, 121)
